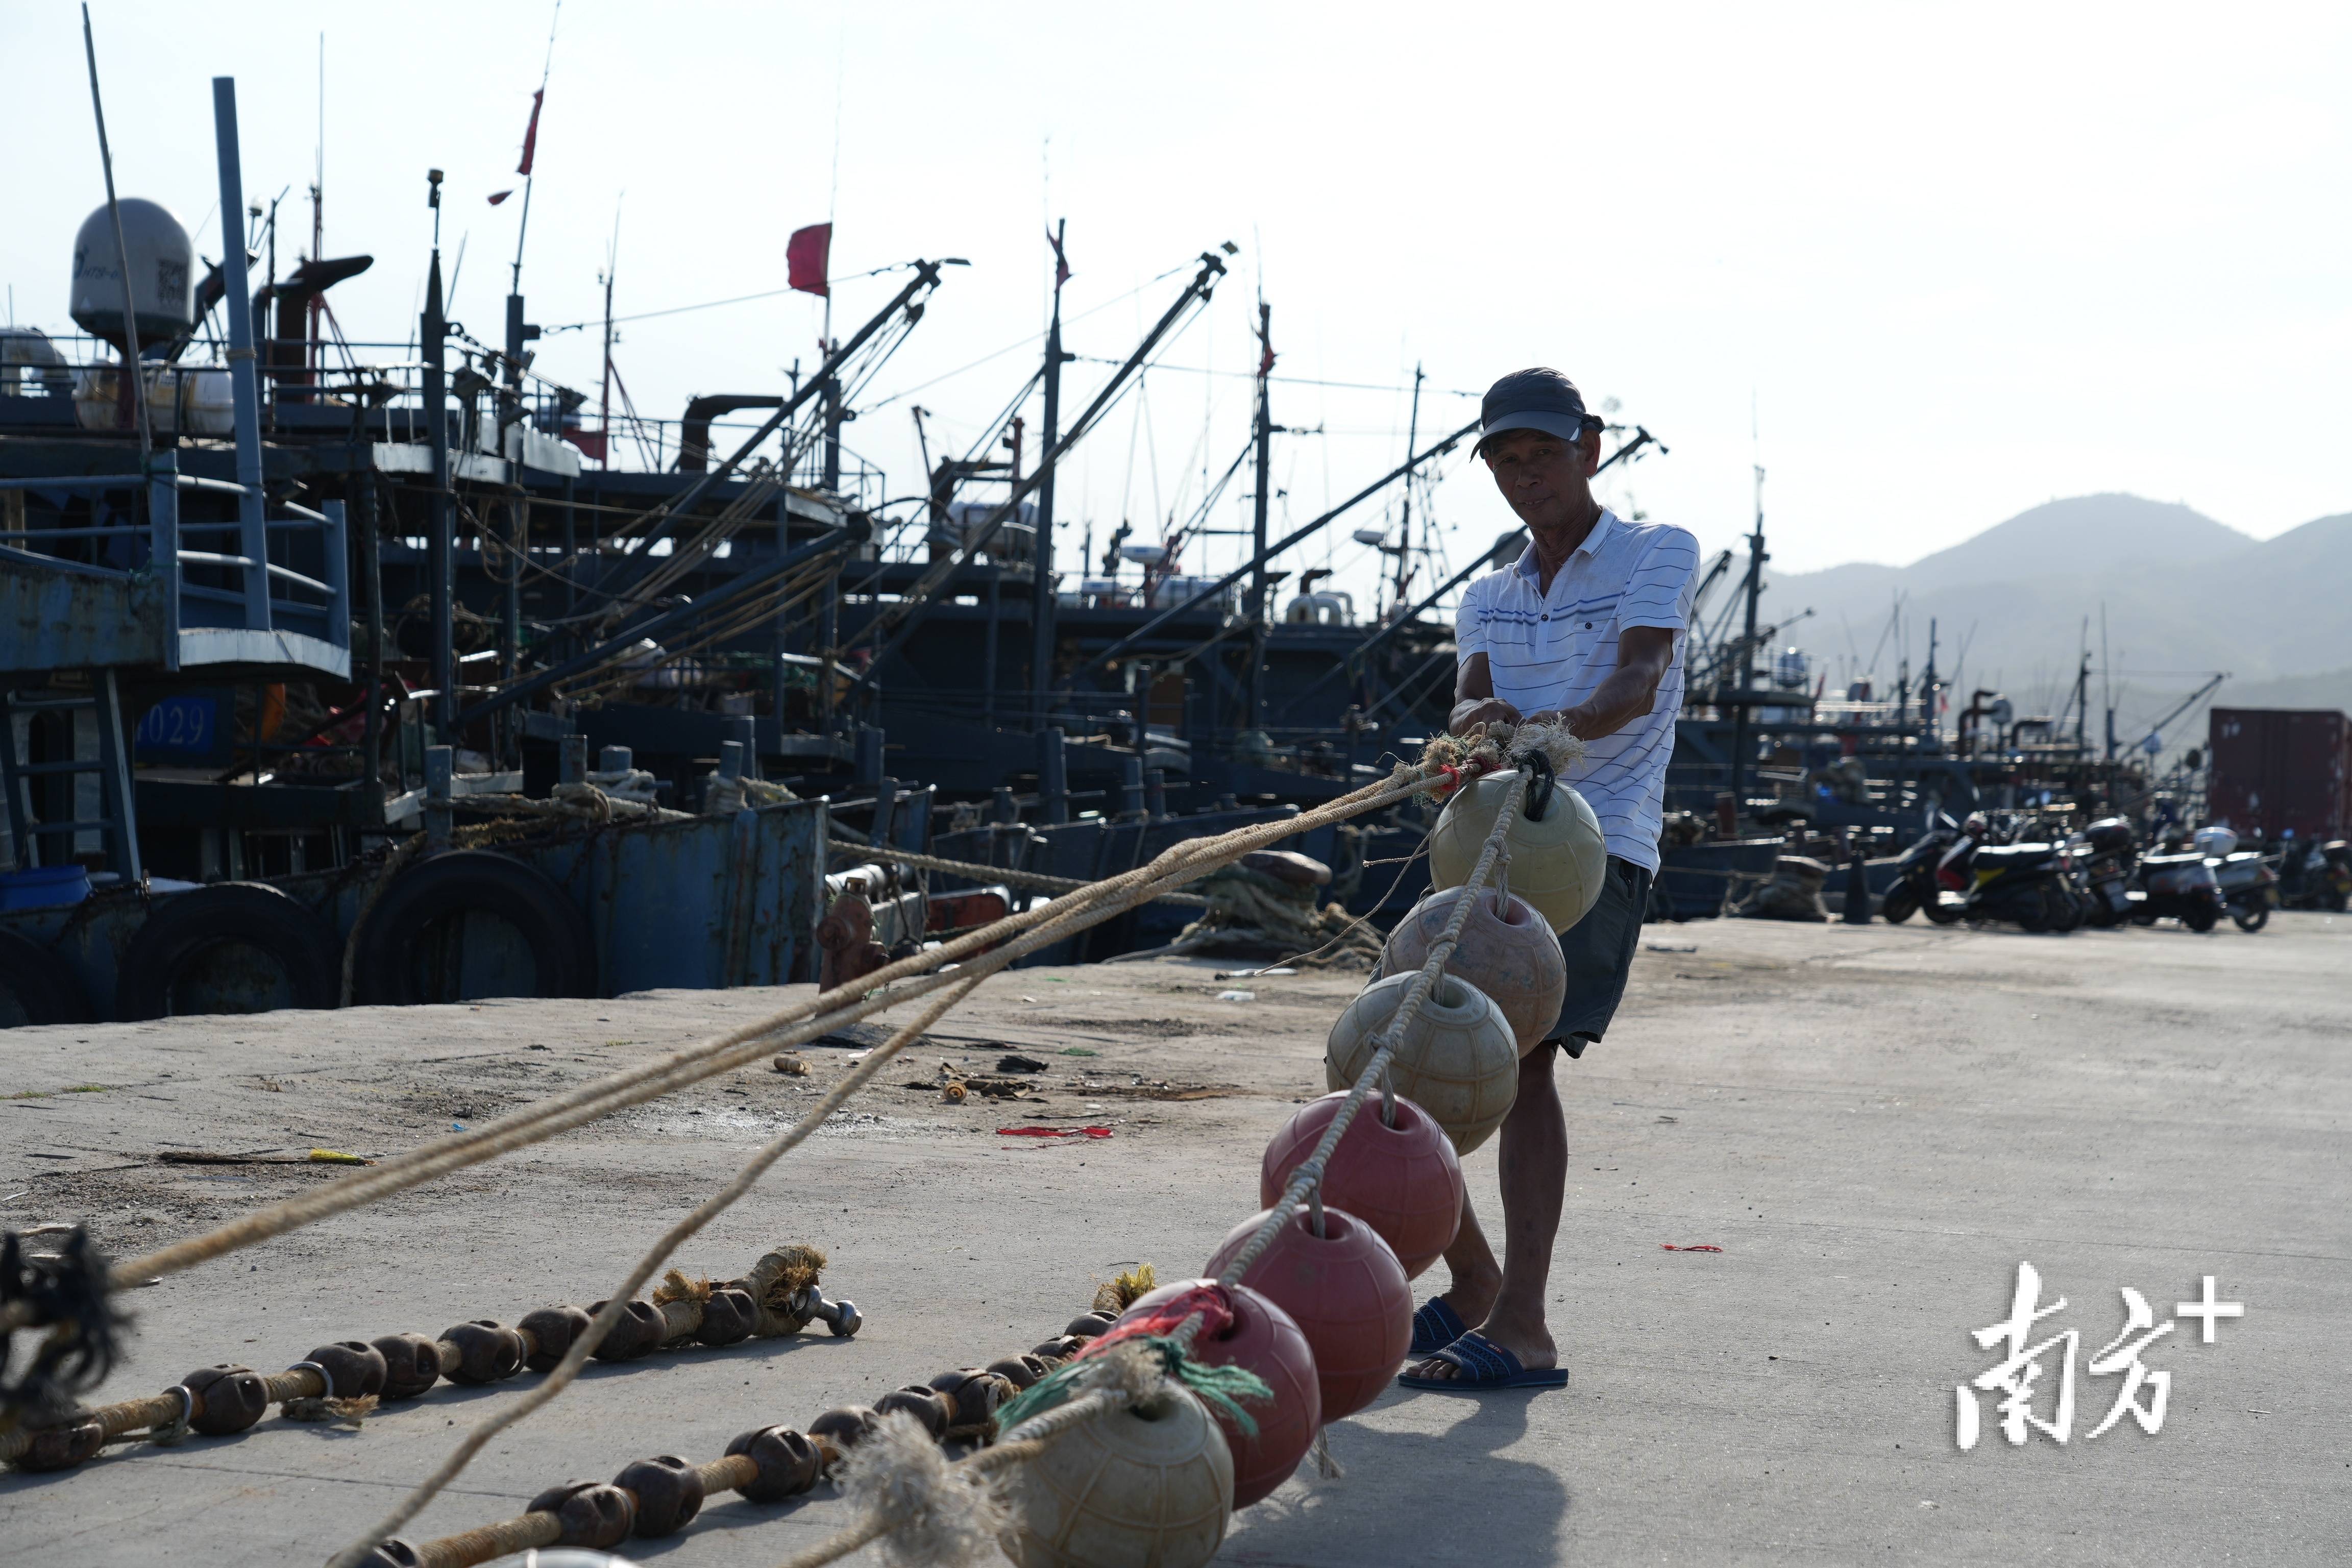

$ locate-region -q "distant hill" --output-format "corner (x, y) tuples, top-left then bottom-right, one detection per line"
(1755, 496), (2352, 742)
(1896, 495), (2251, 591)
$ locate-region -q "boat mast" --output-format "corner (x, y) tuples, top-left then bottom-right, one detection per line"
(1392, 362), (1423, 615)
(1244, 297), (1273, 728)
(1727, 462), (1767, 811)
(505, 6), (558, 445)
(308, 33), (324, 387)
(597, 209), (617, 470)
(421, 170), (455, 737)
(1031, 219), (1069, 725)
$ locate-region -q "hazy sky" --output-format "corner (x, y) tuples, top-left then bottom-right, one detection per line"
(8, 2), (2348, 611)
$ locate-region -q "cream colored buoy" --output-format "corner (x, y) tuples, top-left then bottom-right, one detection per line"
(1325, 970), (1518, 1153)
(1004, 1384), (1233, 1568)
(1428, 767), (1608, 934)
(1381, 885), (1566, 1056)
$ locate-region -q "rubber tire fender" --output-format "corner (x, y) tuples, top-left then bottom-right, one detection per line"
(352, 850), (595, 1006)
(1878, 882), (1920, 925)
(117, 882), (340, 1021)
(0, 927), (90, 1027)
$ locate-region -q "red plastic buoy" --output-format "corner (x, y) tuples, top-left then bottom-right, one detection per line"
(1205, 1205), (1412, 1422)
(1116, 1280), (1319, 1508)
(1260, 1092), (1464, 1279)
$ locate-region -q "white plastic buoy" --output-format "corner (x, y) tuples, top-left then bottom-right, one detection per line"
(1427, 767), (1608, 934)
(1381, 885), (1566, 1056)
(1325, 971), (1518, 1153)
(1004, 1385), (1233, 1568)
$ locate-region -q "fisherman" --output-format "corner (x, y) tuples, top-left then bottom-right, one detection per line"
(1400, 366), (1700, 1391)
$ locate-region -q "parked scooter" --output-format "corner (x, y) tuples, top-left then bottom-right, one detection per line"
(2133, 828), (2225, 933)
(1881, 815), (1968, 924)
(1962, 836), (2085, 932)
(2193, 826), (2278, 932)
(2070, 817), (2139, 928)
(2281, 839), (2352, 912)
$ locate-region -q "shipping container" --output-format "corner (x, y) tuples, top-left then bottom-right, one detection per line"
(2207, 707), (2352, 841)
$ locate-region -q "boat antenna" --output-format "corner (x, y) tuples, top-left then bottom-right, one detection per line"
(79, 3), (153, 463)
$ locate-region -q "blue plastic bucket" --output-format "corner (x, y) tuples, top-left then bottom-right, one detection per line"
(0, 865), (92, 911)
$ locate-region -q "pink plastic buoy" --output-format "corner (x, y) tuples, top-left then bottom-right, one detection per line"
(1206, 1204), (1412, 1422)
(1260, 1091), (1463, 1278)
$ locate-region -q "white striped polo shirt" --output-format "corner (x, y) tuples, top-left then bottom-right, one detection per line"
(1454, 509), (1699, 873)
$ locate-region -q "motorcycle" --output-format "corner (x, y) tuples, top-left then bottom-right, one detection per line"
(1880, 817), (1969, 924)
(2281, 839), (2352, 912)
(2133, 832), (2225, 933)
(2191, 826), (2278, 932)
(1963, 838), (2085, 933)
(2070, 817), (2139, 928)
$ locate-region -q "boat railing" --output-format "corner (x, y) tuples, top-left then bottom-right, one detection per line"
(0, 454), (349, 677)
(1, 330), (890, 505)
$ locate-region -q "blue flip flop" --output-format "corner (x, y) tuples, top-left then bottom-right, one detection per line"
(1408, 1296), (1471, 1358)
(1396, 1330), (1569, 1392)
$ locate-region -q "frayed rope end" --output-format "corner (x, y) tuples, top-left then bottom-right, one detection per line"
(839, 1409), (1010, 1567)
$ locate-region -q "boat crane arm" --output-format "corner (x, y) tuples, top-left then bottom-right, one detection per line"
(836, 250), (1232, 695)
(1069, 417), (1481, 682)
(2136, 671), (2230, 751)
(1686, 548), (1734, 625)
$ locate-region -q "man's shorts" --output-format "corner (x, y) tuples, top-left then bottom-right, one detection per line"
(1550, 856), (1652, 1056)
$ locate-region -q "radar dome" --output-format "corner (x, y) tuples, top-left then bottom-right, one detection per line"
(71, 199), (195, 352)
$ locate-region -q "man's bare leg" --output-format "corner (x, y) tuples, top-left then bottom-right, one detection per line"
(1407, 1040), (1570, 1378)
(1432, 1192), (1502, 1327)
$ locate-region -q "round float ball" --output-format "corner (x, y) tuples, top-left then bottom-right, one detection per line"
(1002, 1383), (1231, 1568)
(1428, 766), (1609, 934)
(1205, 1205), (1411, 1422)
(1326, 971), (1518, 1154)
(1115, 1280), (1318, 1508)
(1261, 1091), (1463, 1279)
(1382, 885), (1566, 1056)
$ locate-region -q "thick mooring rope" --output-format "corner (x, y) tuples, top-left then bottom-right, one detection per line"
(325, 972), (990, 1566)
(765, 1384), (1144, 1568)
(0, 767), (1442, 1348)
(826, 838), (1214, 908)
(278, 749), (1538, 1568)
(1217, 766), (1525, 1284)
(739, 762), (1534, 1568)
(322, 767), (1450, 1565)
(11, 751), (1530, 1568)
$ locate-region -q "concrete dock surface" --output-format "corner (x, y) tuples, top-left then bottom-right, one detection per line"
(3, 910), (2346, 1566)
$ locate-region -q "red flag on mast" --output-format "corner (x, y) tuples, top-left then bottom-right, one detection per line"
(517, 89), (546, 176)
(787, 223), (832, 297)
(1046, 226), (1071, 287)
